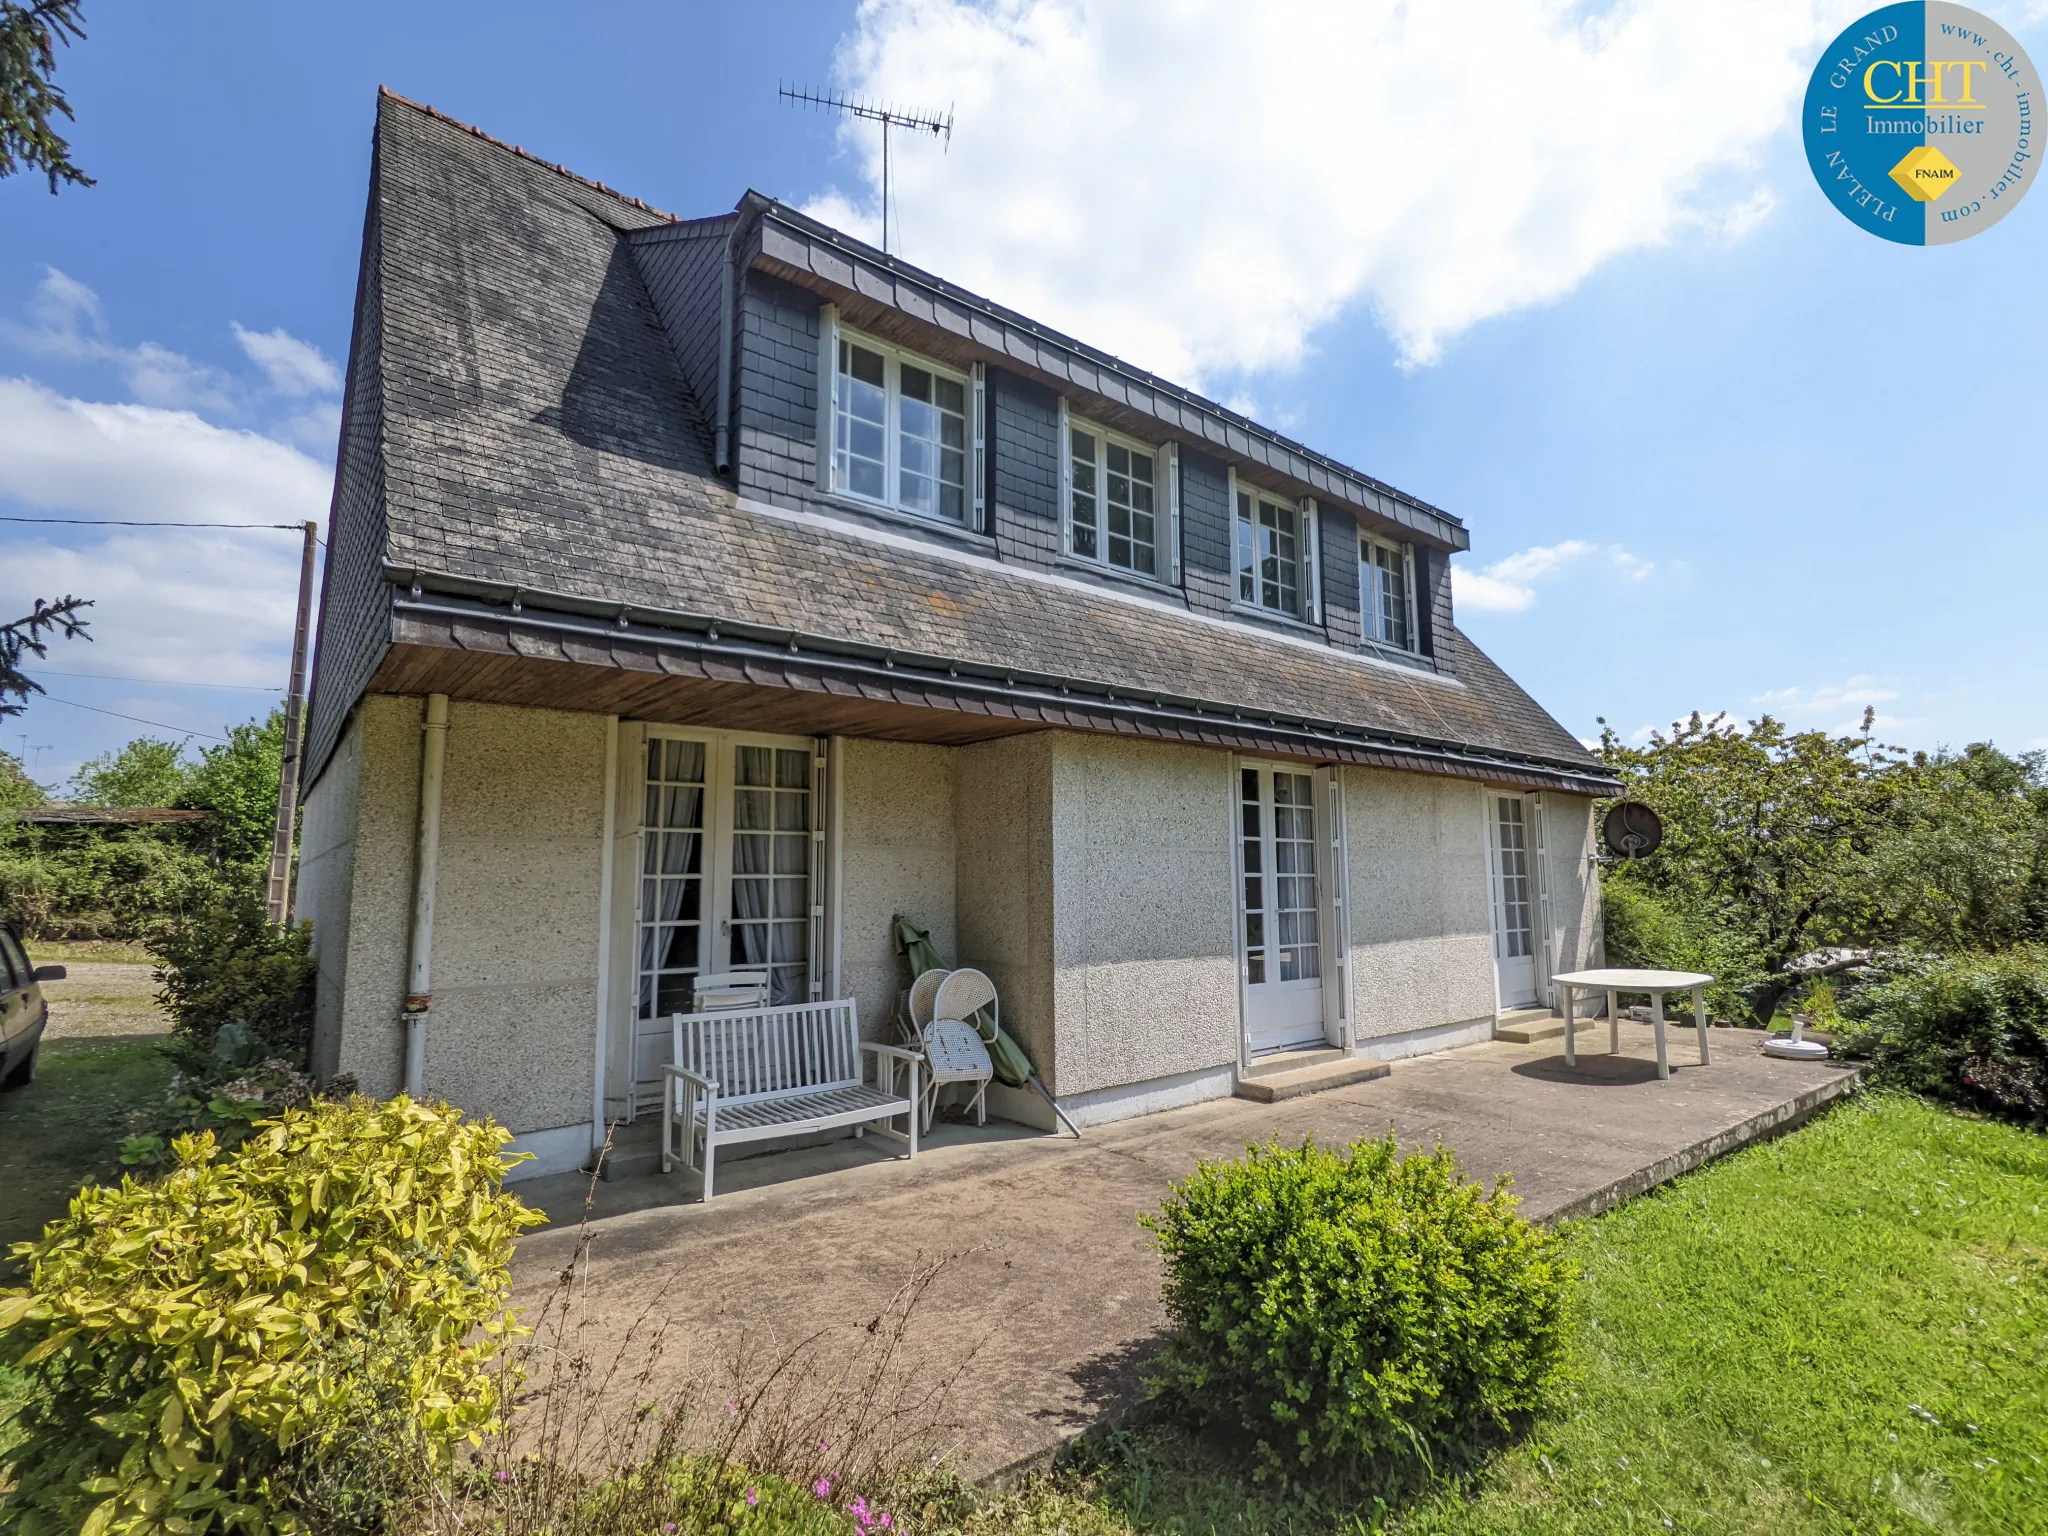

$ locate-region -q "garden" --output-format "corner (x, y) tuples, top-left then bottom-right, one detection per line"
(2, 711), (2045, 1534)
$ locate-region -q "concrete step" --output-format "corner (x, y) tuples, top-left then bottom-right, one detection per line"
(1243, 1045), (1347, 1079)
(1495, 1008), (1604, 1045)
(1234, 1056), (1390, 1103)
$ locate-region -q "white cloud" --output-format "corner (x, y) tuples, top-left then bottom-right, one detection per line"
(1751, 676), (1908, 735)
(811, 0), (1860, 378)
(2, 267), (235, 411)
(233, 324), (343, 396)
(1452, 539), (1650, 613)
(0, 377), (330, 688)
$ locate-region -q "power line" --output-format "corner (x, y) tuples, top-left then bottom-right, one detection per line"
(37, 668), (283, 692)
(24, 695), (230, 742)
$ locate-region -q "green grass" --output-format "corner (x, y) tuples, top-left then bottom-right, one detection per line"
(24, 937), (155, 966)
(0, 1035), (177, 1282)
(981, 1093), (2048, 1536)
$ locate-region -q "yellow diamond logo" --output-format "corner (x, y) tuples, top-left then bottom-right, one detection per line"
(1890, 145), (1961, 203)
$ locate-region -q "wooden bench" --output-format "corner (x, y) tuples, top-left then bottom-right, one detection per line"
(661, 997), (921, 1200)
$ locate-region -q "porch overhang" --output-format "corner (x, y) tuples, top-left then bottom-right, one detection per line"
(367, 571), (1622, 797)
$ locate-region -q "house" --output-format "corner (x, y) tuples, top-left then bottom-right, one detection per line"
(294, 91), (1621, 1179)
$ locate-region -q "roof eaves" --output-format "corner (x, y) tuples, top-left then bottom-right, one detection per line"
(383, 565), (1617, 793)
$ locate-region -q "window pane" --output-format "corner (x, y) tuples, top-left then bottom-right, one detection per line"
(836, 342), (888, 500)
(897, 357), (966, 521)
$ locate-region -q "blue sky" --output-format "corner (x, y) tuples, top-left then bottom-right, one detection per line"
(2, 0), (2043, 789)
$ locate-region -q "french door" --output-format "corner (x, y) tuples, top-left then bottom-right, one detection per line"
(1487, 792), (1539, 1009)
(1237, 763), (1328, 1054)
(632, 731), (818, 1108)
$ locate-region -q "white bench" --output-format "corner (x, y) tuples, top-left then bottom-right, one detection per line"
(661, 997), (921, 1200)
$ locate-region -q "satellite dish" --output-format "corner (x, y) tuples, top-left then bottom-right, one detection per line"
(1603, 801), (1663, 860)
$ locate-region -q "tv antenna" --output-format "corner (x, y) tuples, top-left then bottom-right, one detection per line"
(779, 83), (952, 256)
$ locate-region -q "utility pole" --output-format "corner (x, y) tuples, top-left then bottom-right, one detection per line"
(265, 521), (318, 924)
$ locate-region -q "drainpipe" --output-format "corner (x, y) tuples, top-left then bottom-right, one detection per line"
(712, 212), (745, 474)
(403, 693), (450, 1097)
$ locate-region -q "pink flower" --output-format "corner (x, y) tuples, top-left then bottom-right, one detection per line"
(725, 1399), (738, 1416)
(851, 1495), (870, 1525)
(879, 1515), (892, 1528)
(746, 1487), (759, 1507)
(665, 1525), (677, 1533)
(492, 1469), (513, 1484)
(813, 1477), (833, 1499)
(819, 1440), (831, 1453)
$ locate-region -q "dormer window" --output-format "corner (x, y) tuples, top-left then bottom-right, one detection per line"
(830, 329), (968, 523)
(1065, 418), (1159, 578)
(1361, 534), (1418, 652)
(1236, 488), (1301, 616)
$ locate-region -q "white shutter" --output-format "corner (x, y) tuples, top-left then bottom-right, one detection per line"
(1402, 544), (1419, 652)
(971, 363), (987, 531)
(815, 304), (839, 493)
(1058, 396), (1072, 554)
(1166, 442), (1182, 584)
(1300, 496), (1322, 623)
(809, 739), (829, 999)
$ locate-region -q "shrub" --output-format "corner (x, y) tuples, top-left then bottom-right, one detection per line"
(1142, 1136), (1577, 1484)
(1836, 946), (2048, 1123)
(149, 883), (316, 1069)
(1601, 879), (1764, 1022)
(0, 1096), (544, 1536)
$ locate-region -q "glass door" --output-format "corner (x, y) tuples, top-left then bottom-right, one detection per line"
(1238, 764), (1327, 1054)
(1489, 793), (1538, 1009)
(631, 732), (815, 1110)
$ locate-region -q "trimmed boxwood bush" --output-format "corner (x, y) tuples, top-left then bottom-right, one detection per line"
(0, 1096), (543, 1536)
(1143, 1135), (1577, 1482)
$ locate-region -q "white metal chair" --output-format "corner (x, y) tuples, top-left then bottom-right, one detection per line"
(900, 967), (950, 1047)
(694, 970), (769, 1013)
(922, 968), (998, 1131)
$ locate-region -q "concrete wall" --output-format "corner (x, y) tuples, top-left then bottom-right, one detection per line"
(306, 694), (605, 1142)
(954, 733), (1056, 1085)
(297, 708), (363, 1085)
(425, 701), (606, 1133)
(318, 694), (427, 1100)
(1341, 766), (1497, 1043)
(1541, 792), (1603, 993)
(1047, 735), (1240, 1098)
(836, 738), (959, 1041)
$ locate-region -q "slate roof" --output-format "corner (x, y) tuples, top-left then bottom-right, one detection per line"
(305, 91), (1615, 795)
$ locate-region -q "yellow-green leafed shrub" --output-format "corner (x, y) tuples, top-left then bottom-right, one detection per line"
(0, 1096), (545, 1536)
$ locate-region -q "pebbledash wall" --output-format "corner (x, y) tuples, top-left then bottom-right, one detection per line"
(297, 696), (1602, 1176)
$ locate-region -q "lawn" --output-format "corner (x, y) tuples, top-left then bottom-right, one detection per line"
(0, 1034), (176, 1280)
(984, 1093), (2047, 1535)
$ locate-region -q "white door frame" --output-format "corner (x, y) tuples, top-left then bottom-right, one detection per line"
(1482, 787), (1542, 1013)
(617, 724), (827, 1118)
(1230, 755), (1339, 1060)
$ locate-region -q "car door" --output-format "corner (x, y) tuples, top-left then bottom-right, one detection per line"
(0, 929), (25, 1067)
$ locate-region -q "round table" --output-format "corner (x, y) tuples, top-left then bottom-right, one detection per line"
(1549, 968), (1715, 1081)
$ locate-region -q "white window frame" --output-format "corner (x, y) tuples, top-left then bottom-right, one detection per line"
(821, 321), (973, 525)
(1060, 410), (1169, 582)
(1359, 532), (1420, 654)
(1230, 468), (1311, 621)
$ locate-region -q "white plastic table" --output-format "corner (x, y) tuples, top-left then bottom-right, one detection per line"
(1550, 968), (1714, 1081)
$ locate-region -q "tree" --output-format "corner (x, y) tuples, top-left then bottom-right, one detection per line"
(178, 709), (285, 868)
(0, 748), (42, 812)
(1599, 709), (1901, 1023)
(72, 736), (190, 807)
(1871, 745), (2048, 954)
(0, 0), (91, 192)
(0, 595), (91, 716)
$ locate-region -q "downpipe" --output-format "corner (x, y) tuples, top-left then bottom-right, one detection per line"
(403, 693), (450, 1097)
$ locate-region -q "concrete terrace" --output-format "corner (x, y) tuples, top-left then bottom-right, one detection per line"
(514, 1026), (1863, 1482)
